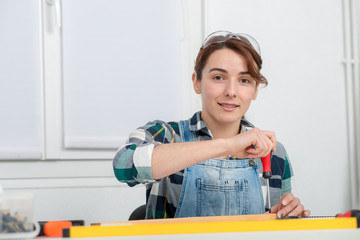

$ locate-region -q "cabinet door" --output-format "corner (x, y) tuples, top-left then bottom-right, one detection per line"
(61, 0), (183, 150)
(0, 0), (43, 160)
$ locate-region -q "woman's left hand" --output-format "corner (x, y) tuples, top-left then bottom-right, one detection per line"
(270, 193), (311, 218)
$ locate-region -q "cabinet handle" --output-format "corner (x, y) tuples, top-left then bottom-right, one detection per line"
(46, 0), (62, 28)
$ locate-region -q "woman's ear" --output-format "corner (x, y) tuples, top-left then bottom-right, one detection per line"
(192, 72), (201, 94)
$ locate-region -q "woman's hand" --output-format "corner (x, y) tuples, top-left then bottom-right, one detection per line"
(228, 128), (277, 159)
(270, 193), (311, 218)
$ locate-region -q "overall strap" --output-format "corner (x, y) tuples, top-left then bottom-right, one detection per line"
(179, 120), (196, 143)
(174, 120), (197, 218)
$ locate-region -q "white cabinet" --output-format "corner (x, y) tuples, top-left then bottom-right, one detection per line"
(42, 0), (197, 160)
(0, 0), (202, 223)
(61, 0), (184, 150)
(0, 0), (43, 160)
(0, 0), (197, 161)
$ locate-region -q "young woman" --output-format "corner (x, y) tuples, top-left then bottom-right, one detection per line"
(113, 31), (310, 219)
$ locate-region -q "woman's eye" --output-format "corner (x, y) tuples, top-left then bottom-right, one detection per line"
(213, 75), (224, 80)
(240, 78), (250, 84)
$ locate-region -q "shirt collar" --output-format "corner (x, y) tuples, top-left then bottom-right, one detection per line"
(189, 111), (208, 133)
(240, 118), (255, 132)
(188, 111), (255, 136)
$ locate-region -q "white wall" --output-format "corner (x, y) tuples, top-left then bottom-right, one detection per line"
(204, 0), (350, 215)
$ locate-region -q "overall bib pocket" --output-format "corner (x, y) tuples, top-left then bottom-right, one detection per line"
(196, 177), (249, 216)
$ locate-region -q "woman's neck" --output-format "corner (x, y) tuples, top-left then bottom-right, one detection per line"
(204, 118), (241, 139)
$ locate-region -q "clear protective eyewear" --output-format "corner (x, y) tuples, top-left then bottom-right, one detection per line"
(201, 30), (261, 56)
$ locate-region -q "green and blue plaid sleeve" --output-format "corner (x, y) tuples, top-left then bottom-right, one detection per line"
(281, 152), (296, 196)
(113, 120), (180, 186)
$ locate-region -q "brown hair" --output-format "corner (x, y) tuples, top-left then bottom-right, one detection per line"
(194, 38), (268, 86)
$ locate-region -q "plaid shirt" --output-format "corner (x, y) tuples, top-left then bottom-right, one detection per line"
(113, 111), (295, 219)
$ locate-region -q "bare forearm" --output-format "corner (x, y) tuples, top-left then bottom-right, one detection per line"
(151, 128), (277, 180)
(151, 139), (229, 180)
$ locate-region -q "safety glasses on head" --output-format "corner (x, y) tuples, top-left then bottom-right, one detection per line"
(201, 30), (261, 56)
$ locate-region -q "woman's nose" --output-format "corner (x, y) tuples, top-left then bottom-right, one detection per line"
(225, 80), (237, 97)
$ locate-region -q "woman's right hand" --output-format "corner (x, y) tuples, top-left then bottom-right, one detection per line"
(228, 128), (277, 159)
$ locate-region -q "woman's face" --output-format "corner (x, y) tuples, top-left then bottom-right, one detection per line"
(193, 48), (258, 128)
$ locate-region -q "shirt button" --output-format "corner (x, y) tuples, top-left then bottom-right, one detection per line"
(249, 159), (256, 167)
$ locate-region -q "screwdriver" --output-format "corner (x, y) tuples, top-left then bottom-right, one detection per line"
(261, 153), (272, 211)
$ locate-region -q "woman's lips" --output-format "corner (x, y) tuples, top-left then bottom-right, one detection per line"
(218, 103), (239, 111)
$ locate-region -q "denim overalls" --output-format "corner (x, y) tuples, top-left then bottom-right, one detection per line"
(174, 120), (265, 218)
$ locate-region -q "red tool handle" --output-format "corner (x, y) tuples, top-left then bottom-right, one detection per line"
(336, 210), (360, 227)
(336, 210), (360, 218)
(261, 153), (272, 179)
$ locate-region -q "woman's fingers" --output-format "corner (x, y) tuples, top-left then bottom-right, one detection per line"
(276, 193), (295, 217)
(245, 128), (273, 158)
(274, 193), (310, 218)
(303, 209), (311, 217)
(230, 128), (277, 159)
(270, 202), (280, 214)
(283, 199), (303, 216)
(262, 130), (277, 152)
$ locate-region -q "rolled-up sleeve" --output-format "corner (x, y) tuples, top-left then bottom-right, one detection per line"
(281, 152), (296, 196)
(113, 120), (178, 186)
